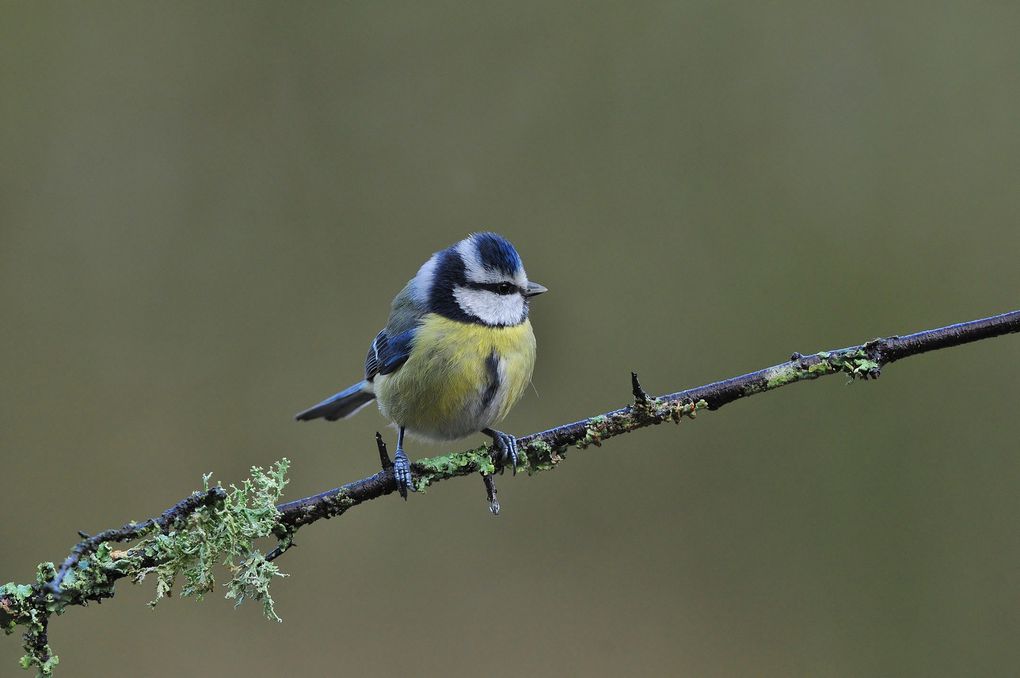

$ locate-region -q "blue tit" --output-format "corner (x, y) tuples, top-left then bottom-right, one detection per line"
(295, 232), (547, 498)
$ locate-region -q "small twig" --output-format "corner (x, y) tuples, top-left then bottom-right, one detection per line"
(265, 540), (294, 563)
(375, 432), (393, 470)
(48, 486), (226, 594)
(482, 474), (500, 515)
(631, 371), (650, 404)
(22, 612), (54, 675)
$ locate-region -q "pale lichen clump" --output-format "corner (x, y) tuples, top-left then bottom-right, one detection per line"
(523, 438), (563, 473)
(6, 453), (292, 676)
(765, 348), (882, 391)
(413, 446), (495, 492)
(135, 459), (292, 622)
(578, 415), (609, 448)
(9, 458), (295, 676)
(574, 399), (706, 451)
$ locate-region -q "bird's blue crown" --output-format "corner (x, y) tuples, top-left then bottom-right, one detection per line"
(471, 232), (523, 275)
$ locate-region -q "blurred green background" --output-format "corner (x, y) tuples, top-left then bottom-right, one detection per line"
(2, 3), (1019, 676)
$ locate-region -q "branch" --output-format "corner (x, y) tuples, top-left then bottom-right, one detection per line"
(273, 308), (1020, 532)
(3, 309), (1019, 676)
(48, 487), (227, 595)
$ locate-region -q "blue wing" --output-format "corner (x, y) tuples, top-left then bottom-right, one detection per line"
(365, 327), (415, 381)
(295, 326), (416, 423)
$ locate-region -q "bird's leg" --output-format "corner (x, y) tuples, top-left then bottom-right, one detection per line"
(392, 426), (415, 499)
(482, 428), (519, 476)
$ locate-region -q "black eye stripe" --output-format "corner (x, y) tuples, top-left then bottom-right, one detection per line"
(467, 282), (521, 295)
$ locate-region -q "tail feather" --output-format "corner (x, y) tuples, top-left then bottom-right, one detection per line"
(295, 381), (375, 422)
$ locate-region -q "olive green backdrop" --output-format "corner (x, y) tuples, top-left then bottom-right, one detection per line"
(2, 3), (1019, 677)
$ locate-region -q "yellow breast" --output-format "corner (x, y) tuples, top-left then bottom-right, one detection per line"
(374, 314), (536, 440)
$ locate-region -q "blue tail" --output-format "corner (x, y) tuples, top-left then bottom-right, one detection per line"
(295, 381), (375, 422)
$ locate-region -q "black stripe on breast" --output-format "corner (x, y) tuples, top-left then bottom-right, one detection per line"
(481, 351), (500, 411)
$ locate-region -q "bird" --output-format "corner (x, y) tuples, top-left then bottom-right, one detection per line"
(295, 232), (547, 500)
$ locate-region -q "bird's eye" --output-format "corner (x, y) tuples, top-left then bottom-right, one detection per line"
(496, 283), (516, 295)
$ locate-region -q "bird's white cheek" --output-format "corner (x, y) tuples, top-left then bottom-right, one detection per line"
(452, 287), (525, 326)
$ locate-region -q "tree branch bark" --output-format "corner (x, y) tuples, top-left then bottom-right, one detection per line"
(273, 308), (1020, 532)
(3, 308), (1019, 676)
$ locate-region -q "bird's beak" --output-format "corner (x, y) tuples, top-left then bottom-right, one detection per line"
(524, 281), (548, 297)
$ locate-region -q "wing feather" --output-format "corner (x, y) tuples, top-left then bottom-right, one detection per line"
(365, 327), (415, 381)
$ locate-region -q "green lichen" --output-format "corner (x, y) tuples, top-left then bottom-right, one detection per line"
(19, 651), (58, 677)
(19, 606), (57, 677)
(577, 415), (608, 449)
(847, 357), (881, 379)
(667, 398), (706, 422)
(414, 447), (492, 491)
(132, 459), (291, 622)
(825, 348), (882, 380)
(527, 439), (554, 457)
(2, 580), (57, 676)
(524, 439), (567, 473)
(765, 362), (821, 389)
(34, 564), (55, 589)
(33, 460), (292, 633)
(765, 349), (882, 390)
(575, 399), (706, 450)
(56, 543), (132, 613)
(0, 584), (34, 637)
(16, 568), (59, 677)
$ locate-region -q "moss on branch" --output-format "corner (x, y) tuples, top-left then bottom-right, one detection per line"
(3, 461), (291, 675)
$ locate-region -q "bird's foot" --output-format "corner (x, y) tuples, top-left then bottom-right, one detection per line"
(393, 448), (415, 499)
(483, 428), (518, 476)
